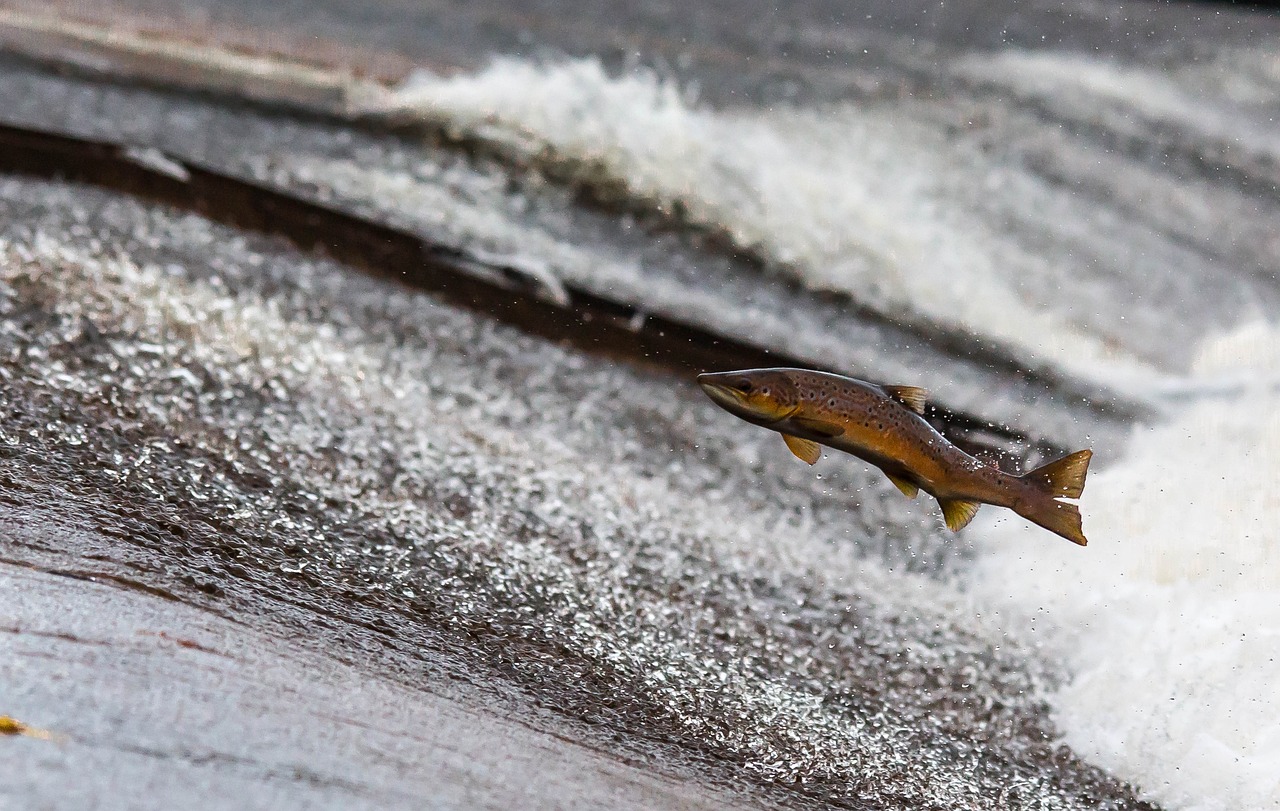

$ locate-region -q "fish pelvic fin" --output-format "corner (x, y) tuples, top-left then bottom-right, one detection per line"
(1022, 449), (1092, 499)
(938, 498), (980, 532)
(782, 434), (821, 465)
(1016, 498), (1088, 546)
(885, 472), (919, 499)
(881, 385), (928, 415)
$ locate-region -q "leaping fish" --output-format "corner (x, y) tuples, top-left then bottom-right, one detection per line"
(697, 368), (1092, 545)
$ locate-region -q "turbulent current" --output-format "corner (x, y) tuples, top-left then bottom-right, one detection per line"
(1, 7), (1279, 810)
(362, 53), (1280, 808)
(0, 182), (1106, 809)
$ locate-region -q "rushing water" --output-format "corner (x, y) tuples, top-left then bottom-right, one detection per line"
(0, 177), (1113, 809)
(375, 52), (1280, 395)
(340, 42), (1280, 811)
(977, 321), (1280, 810)
(1, 5), (1279, 809)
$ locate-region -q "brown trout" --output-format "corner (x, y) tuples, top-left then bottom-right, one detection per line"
(698, 368), (1092, 545)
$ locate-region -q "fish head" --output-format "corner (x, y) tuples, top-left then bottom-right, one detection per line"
(697, 369), (799, 425)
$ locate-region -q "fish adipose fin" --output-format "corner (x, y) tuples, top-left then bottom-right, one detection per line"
(1023, 449), (1092, 499)
(939, 498), (980, 531)
(782, 434), (821, 465)
(885, 473), (918, 499)
(881, 385), (928, 415)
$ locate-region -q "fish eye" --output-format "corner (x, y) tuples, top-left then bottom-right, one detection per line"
(735, 378), (754, 392)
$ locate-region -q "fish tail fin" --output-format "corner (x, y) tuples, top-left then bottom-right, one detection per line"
(1016, 449), (1092, 546)
(1021, 449), (1092, 499)
(1015, 498), (1088, 546)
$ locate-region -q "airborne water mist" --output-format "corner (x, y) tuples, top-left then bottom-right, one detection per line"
(975, 322), (1280, 811)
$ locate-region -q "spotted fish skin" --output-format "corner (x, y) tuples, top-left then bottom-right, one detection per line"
(697, 368), (1091, 545)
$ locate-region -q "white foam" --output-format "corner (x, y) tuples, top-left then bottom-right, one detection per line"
(973, 321), (1280, 811)
(379, 57), (1164, 391)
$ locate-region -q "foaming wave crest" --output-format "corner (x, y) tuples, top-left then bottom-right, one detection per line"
(974, 320), (1280, 810)
(378, 57), (1161, 388)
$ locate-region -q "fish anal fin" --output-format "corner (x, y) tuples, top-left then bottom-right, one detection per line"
(791, 416), (845, 437)
(882, 385), (928, 415)
(885, 472), (919, 499)
(938, 498), (981, 532)
(782, 434), (822, 465)
(1023, 449), (1092, 499)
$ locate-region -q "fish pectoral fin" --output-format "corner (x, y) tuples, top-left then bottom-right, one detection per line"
(790, 416), (845, 437)
(782, 434), (822, 465)
(938, 498), (981, 531)
(881, 385), (928, 415)
(885, 473), (919, 499)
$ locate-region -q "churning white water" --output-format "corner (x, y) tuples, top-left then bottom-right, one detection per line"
(380, 57), (1167, 393)
(974, 322), (1280, 811)
(365, 52), (1280, 808)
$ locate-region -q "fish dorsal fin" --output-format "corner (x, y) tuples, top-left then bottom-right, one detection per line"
(790, 416), (845, 437)
(938, 499), (981, 531)
(881, 385), (928, 415)
(885, 473), (918, 499)
(882, 385), (928, 415)
(782, 434), (822, 465)
(1022, 449), (1092, 499)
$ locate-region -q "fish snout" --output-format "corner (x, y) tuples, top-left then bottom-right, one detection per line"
(697, 374), (744, 410)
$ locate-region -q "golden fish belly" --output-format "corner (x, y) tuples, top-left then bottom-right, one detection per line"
(821, 418), (1011, 505)
(791, 420), (928, 485)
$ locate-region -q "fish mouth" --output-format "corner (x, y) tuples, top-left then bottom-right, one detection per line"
(697, 373), (794, 424)
(697, 376), (745, 411)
